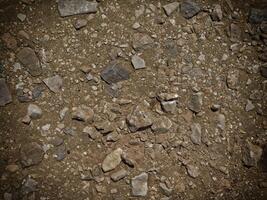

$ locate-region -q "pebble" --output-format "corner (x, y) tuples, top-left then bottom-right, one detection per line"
(190, 123), (202, 145)
(159, 182), (172, 197)
(161, 100), (177, 113)
(59, 107), (69, 121)
(180, 0), (201, 19)
(188, 92), (203, 113)
(131, 55), (146, 70)
(102, 148), (123, 172)
(72, 105), (94, 123)
(163, 2), (179, 16)
(132, 22), (141, 29)
(53, 144), (67, 161)
(20, 142), (44, 167)
(151, 116), (172, 133)
(58, 0), (98, 17)
(0, 79), (12, 106)
(245, 100), (255, 112)
(216, 113), (225, 131)
(242, 141), (263, 167)
(17, 13), (26, 22)
(100, 61), (130, 84)
(131, 172), (148, 197)
(27, 104), (42, 120)
(132, 33), (154, 50)
(110, 169), (128, 182)
(126, 102), (153, 132)
(21, 177), (38, 195)
(73, 19), (87, 30)
(17, 47), (42, 76)
(83, 126), (101, 140)
(211, 4), (223, 21)
(226, 69), (239, 90)
(95, 120), (114, 134)
(186, 164), (200, 178)
(43, 75), (63, 93)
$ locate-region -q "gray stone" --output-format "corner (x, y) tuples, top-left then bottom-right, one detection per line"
(43, 75), (63, 93)
(131, 172), (148, 197)
(190, 123), (201, 145)
(17, 47), (41, 76)
(249, 8), (267, 24)
(230, 23), (241, 42)
(180, 0), (201, 19)
(95, 120), (114, 135)
(72, 105), (94, 123)
(100, 62), (130, 84)
(54, 144), (67, 161)
(163, 2), (179, 16)
(227, 69), (239, 90)
(27, 104), (42, 120)
(20, 142), (44, 167)
(243, 141), (263, 167)
(83, 126), (101, 140)
(216, 113), (225, 131)
(74, 19), (87, 30)
(211, 4), (223, 21)
(188, 92), (202, 113)
(17, 13), (26, 22)
(157, 92), (178, 102)
(121, 152), (135, 167)
(102, 148), (123, 172)
(161, 100), (177, 113)
(186, 164), (200, 178)
(59, 107), (69, 121)
(133, 33), (154, 50)
(132, 22), (141, 29)
(131, 55), (146, 70)
(58, 0), (98, 17)
(0, 79), (12, 106)
(245, 100), (255, 112)
(111, 169), (128, 182)
(151, 116), (172, 133)
(106, 131), (120, 142)
(21, 177), (38, 195)
(127, 102), (153, 132)
(159, 182), (172, 197)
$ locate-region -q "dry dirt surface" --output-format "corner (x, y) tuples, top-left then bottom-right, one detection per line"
(0, 0), (267, 199)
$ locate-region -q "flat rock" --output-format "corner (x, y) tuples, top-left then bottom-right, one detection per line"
(133, 33), (154, 50)
(83, 126), (101, 140)
(186, 164), (200, 178)
(53, 144), (67, 161)
(43, 75), (63, 93)
(188, 92), (203, 113)
(27, 104), (42, 120)
(131, 55), (146, 70)
(242, 141), (263, 167)
(157, 92), (178, 102)
(131, 172), (148, 197)
(17, 47), (41, 76)
(190, 123), (202, 145)
(180, 0), (201, 19)
(72, 105), (94, 123)
(127, 102), (153, 132)
(249, 8), (267, 24)
(111, 169), (128, 182)
(163, 2), (179, 16)
(73, 19), (87, 30)
(245, 100), (255, 112)
(161, 100), (177, 113)
(102, 148), (123, 172)
(58, 0), (98, 17)
(95, 120), (114, 135)
(20, 142), (44, 167)
(0, 79), (12, 106)
(100, 62), (130, 84)
(151, 116), (172, 133)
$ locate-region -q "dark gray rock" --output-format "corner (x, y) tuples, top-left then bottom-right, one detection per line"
(54, 144), (67, 161)
(100, 62), (130, 84)
(20, 142), (44, 167)
(58, 0), (98, 17)
(188, 92), (203, 113)
(111, 169), (128, 182)
(180, 0), (201, 19)
(0, 79), (12, 106)
(249, 8), (267, 24)
(131, 172), (148, 197)
(17, 47), (41, 76)
(43, 75), (63, 93)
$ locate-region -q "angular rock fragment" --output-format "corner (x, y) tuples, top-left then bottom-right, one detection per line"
(72, 105), (94, 123)
(102, 148), (123, 172)
(53, 144), (67, 161)
(58, 0), (98, 17)
(95, 120), (114, 135)
(190, 123), (201, 145)
(17, 47), (41, 76)
(163, 2), (179, 16)
(43, 75), (63, 93)
(230, 23), (241, 42)
(111, 169), (128, 182)
(127, 102), (153, 132)
(161, 100), (177, 113)
(27, 104), (42, 120)
(186, 164), (200, 178)
(242, 141), (263, 167)
(249, 8), (267, 24)
(211, 4), (223, 21)
(188, 92), (202, 113)
(73, 19), (87, 30)
(133, 33), (154, 50)
(0, 79), (12, 106)
(180, 0), (201, 19)
(157, 92), (178, 102)
(151, 116), (172, 133)
(227, 69), (239, 90)
(131, 55), (146, 70)
(245, 100), (255, 112)
(131, 172), (148, 197)
(83, 126), (101, 140)
(101, 62), (130, 84)
(20, 142), (44, 167)
(159, 182), (172, 197)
